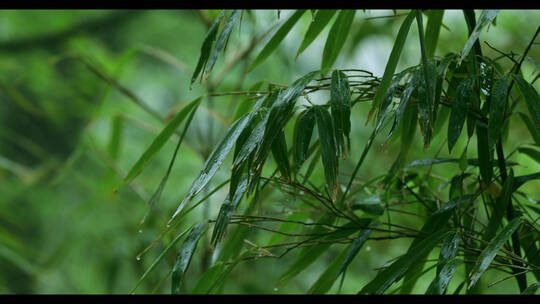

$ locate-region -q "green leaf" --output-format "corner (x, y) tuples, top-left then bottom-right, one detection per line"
(459, 10), (499, 64)
(247, 10), (306, 72)
(388, 69), (420, 139)
(518, 146), (540, 165)
(321, 10), (356, 75)
(191, 11), (225, 86)
(335, 227), (373, 280)
(468, 217), (522, 290)
(448, 77), (474, 153)
(518, 112), (540, 145)
(293, 107), (315, 169)
(426, 232), (461, 294)
(417, 59), (438, 148)
(129, 228), (190, 294)
(330, 70), (351, 155)
(171, 108), (259, 220)
(513, 171), (540, 192)
(369, 10), (416, 121)
(308, 245), (348, 294)
(359, 229), (451, 294)
(296, 10), (338, 58)
(107, 115), (124, 160)
(204, 10), (241, 75)
(424, 10), (444, 58)
(350, 195), (384, 216)
(488, 75), (509, 149)
(271, 130), (291, 179)
(171, 222), (207, 294)
(313, 105), (339, 201)
(513, 74), (540, 132)
(522, 282), (540, 295)
(114, 97), (201, 193)
(190, 261), (225, 294)
(476, 120), (493, 183)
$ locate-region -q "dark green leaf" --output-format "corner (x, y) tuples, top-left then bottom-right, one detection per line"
(191, 11), (225, 86)
(518, 112), (540, 145)
(114, 97), (201, 193)
(476, 120), (493, 183)
(247, 10), (306, 72)
(335, 227), (373, 280)
(205, 10), (241, 75)
(330, 70), (351, 155)
(448, 77), (474, 152)
(321, 10), (356, 75)
(459, 10), (499, 64)
(468, 217), (522, 289)
(314, 105), (339, 201)
(293, 108), (315, 169)
(426, 232), (461, 294)
(513, 171), (540, 192)
(296, 10), (338, 58)
(271, 131), (291, 179)
(308, 245), (348, 294)
(522, 282), (540, 295)
(513, 74), (540, 132)
(171, 222), (207, 294)
(211, 175), (248, 246)
(488, 75), (509, 149)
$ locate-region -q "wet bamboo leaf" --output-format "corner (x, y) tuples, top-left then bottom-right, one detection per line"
(424, 10), (444, 58)
(271, 131), (291, 179)
(513, 74), (540, 132)
(335, 227), (373, 279)
(448, 77), (474, 152)
(369, 10), (416, 120)
(114, 97), (201, 193)
(518, 146), (540, 165)
(459, 10), (499, 64)
(476, 120), (493, 183)
(522, 282), (540, 295)
(389, 69), (420, 139)
(171, 222), (207, 294)
(359, 229), (450, 294)
(513, 171), (540, 192)
(330, 70), (351, 155)
(518, 112), (540, 145)
(350, 195), (384, 216)
(417, 59), (438, 148)
(190, 261), (225, 294)
(321, 10), (356, 75)
(296, 10), (338, 58)
(426, 232), (461, 294)
(247, 10), (306, 72)
(191, 11), (225, 86)
(205, 10), (241, 75)
(488, 75), (509, 149)
(211, 175), (248, 246)
(468, 217), (522, 289)
(171, 109), (259, 220)
(314, 105), (339, 201)
(293, 108), (315, 169)
(484, 170), (514, 241)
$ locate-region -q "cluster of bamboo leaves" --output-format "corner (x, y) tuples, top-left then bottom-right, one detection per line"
(113, 9), (540, 294)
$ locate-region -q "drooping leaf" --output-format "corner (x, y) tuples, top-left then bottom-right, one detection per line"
(369, 10), (416, 121)
(488, 75), (509, 149)
(388, 69), (420, 139)
(321, 10), (356, 75)
(426, 232), (461, 294)
(417, 59), (438, 148)
(114, 97), (201, 193)
(191, 11), (225, 86)
(330, 70), (351, 155)
(448, 77), (474, 153)
(513, 74), (540, 132)
(468, 217), (522, 289)
(296, 10), (338, 58)
(247, 10), (306, 72)
(484, 170), (514, 241)
(204, 10), (242, 75)
(293, 107), (315, 169)
(271, 130), (291, 179)
(518, 146), (540, 165)
(512, 171), (540, 192)
(522, 282), (540, 295)
(211, 175), (248, 246)
(308, 245), (348, 294)
(190, 261), (226, 294)
(359, 229), (451, 294)
(335, 227), (373, 279)
(424, 10), (445, 58)
(476, 120), (493, 183)
(171, 222), (207, 294)
(313, 105), (339, 202)
(459, 10), (499, 64)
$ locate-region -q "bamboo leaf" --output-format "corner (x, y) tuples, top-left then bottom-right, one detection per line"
(330, 70), (351, 155)
(321, 10), (356, 75)
(518, 112), (540, 145)
(513, 171), (540, 192)
(513, 74), (540, 132)
(296, 10), (338, 58)
(314, 105), (339, 202)
(468, 217), (522, 289)
(190, 261), (225, 294)
(359, 229), (451, 294)
(459, 10), (499, 64)
(369, 10), (416, 121)
(191, 11), (225, 86)
(424, 10), (444, 58)
(247, 10), (306, 72)
(448, 77), (474, 153)
(308, 245), (348, 294)
(114, 97), (201, 193)
(518, 146), (540, 165)
(205, 10), (241, 75)
(293, 108), (315, 169)
(488, 75), (509, 149)
(171, 108), (259, 220)
(389, 69), (420, 139)
(522, 282), (540, 294)
(271, 131), (291, 179)
(171, 222), (207, 294)
(426, 232), (461, 294)
(335, 227), (373, 280)
(484, 170), (514, 241)
(476, 120), (493, 183)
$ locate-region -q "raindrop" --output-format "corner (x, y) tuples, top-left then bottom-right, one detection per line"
(366, 246), (371, 252)
(136, 257), (141, 261)
(274, 287), (278, 292)
(138, 229), (143, 234)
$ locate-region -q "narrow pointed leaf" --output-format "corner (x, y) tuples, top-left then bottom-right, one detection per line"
(205, 10), (241, 75)
(171, 222), (207, 294)
(518, 112), (540, 145)
(335, 227), (373, 280)
(389, 69), (420, 139)
(313, 105), (339, 201)
(426, 232), (461, 294)
(369, 10), (416, 120)
(522, 282), (540, 294)
(296, 10), (338, 57)
(293, 108), (315, 169)
(459, 10), (499, 64)
(114, 97), (201, 193)
(191, 11), (225, 86)
(484, 170), (514, 241)
(518, 146), (540, 165)
(488, 75), (509, 149)
(330, 70), (351, 155)
(468, 217), (522, 289)
(211, 175), (248, 246)
(308, 246), (349, 294)
(271, 131), (291, 179)
(448, 77), (474, 152)
(359, 229), (450, 294)
(321, 10), (356, 75)
(247, 10), (306, 72)
(513, 74), (540, 132)
(190, 261), (225, 294)
(476, 120), (493, 183)
(424, 10), (444, 58)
